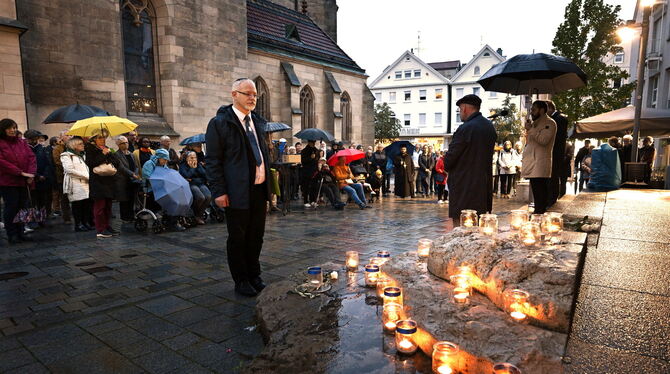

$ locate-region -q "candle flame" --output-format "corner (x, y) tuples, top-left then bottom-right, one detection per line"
(436, 366), (453, 374)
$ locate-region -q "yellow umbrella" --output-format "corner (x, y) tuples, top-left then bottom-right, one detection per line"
(67, 116), (138, 137)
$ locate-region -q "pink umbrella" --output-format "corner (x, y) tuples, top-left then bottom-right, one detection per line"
(327, 149), (365, 166)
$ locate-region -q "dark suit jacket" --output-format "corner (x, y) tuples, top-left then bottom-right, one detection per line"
(205, 105), (271, 210)
(551, 111), (568, 178)
(443, 112), (497, 217)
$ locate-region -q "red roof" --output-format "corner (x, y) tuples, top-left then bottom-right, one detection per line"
(247, 0), (364, 73)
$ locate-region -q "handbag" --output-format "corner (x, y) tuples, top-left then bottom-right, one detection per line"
(93, 163), (117, 176)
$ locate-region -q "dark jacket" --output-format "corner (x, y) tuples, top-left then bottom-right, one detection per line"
(179, 162), (208, 186)
(442, 112), (497, 217)
(85, 143), (119, 200)
(0, 136), (36, 187)
(418, 153), (435, 176)
(372, 151), (387, 173)
(575, 146), (590, 168)
(300, 144), (320, 179)
(551, 111), (568, 179)
(205, 105), (271, 209)
(164, 147), (180, 170)
(111, 150), (137, 202)
(29, 143), (55, 190)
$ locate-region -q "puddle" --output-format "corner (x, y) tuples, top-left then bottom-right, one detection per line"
(325, 272), (431, 374)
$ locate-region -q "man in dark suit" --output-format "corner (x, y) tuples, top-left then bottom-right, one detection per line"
(206, 78), (272, 297)
(442, 94), (497, 225)
(547, 100), (568, 206)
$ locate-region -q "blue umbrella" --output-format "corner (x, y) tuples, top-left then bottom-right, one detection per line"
(179, 133), (205, 146)
(264, 122), (291, 133)
(148, 167), (193, 216)
(384, 141), (415, 162)
(294, 128), (335, 142)
(43, 104), (110, 124)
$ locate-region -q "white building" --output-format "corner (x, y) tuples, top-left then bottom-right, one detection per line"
(369, 51), (452, 149)
(450, 45), (520, 132)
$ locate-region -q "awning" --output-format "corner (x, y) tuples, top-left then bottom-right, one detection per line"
(573, 106), (670, 139)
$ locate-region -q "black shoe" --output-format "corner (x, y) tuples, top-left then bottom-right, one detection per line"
(364, 204), (373, 209)
(249, 277), (266, 292)
(235, 281), (258, 297)
(75, 224), (88, 232)
(359, 204), (366, 210)
(106, 227), (120, 235)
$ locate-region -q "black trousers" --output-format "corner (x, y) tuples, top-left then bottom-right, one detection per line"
(71, 198), (92, 227)
(436, 184), (446, 201)
(529, 178), (550, 214)
(500, 174), (514, 195)
(382, 172), (391, 194)
(224, 184), (267, 284)
(119, 183), (138, 221)
(0, 186), (28, 238)
(547, 176), (560, 207)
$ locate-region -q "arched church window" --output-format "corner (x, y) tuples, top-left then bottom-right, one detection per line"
(300, 85), (315, 129)
(341, 92), (352, 141)
(254, 77), (270, 120)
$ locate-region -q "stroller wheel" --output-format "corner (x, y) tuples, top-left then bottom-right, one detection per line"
(134, 219), (148, 232)
(152, 221), (165, 234)
(182, 216), (197, 228)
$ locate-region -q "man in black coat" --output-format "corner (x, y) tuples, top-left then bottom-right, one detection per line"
(547, 101), (568, 206)
(300, 140), (320, 206)
(206, 78), (272, 297)
(443, 94), (497, 225)
(371, 144), (389, 194)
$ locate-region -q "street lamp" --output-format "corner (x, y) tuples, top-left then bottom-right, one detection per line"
(616, 1), (664, 162)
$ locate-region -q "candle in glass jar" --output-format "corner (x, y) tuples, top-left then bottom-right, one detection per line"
(383, 286), (403, 306)
(376, 251), (391, 265)
(432, 341), (459, 374)
(417, 238), (433, 258)
(382, 302), (402, 333)
(493, 362), (522, 374)
(395, 320), (418, 355)
(519, 222), (540, 246)
(364, 264), (380, 287)
(306, 266), (323, 287)
(376, 274), (393, 298)
(479, 213), (498, 237)
(505, 289), (529, 322)
(369, 257), (384, 266)
(345, 251), (359, 272)
(460, 209), (477, 228)
(510, 209), (529, 230)
(449, 274), (471, 303)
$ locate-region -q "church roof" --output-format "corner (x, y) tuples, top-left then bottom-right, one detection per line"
(247, 0), (365, 75)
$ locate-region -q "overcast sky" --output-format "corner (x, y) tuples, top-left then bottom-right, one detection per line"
(337, 0), (636, 82)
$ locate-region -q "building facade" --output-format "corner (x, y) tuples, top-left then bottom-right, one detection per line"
(10, 0), (373, 145)
(369, 51), (452, 149)
(0, 0), (27, 128)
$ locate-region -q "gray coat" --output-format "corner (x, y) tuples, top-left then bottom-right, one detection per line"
(443, 112), (497, 218)
(112, 150), (137, 202)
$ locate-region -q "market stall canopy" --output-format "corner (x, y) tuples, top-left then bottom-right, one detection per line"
(573, 106), (670, 139)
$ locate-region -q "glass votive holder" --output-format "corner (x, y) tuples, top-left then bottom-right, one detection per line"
(395, 320), (418, 355)
(417, 238), (433, 258)
(493, 362), (522, 374)
(307, 266), (323, 287)
(449, 274), (471, 303)
(460, 209), (477, 228)
(504, 289), (530, 322)
(432, 341), (459, 374)
(376, 274), (393, 298)
(383, 286), (403, 306)
(364, 264), (380, 287)
(382, 302), (403, 333)
(542, 212), (563, 238)
(377, 251), (391, 265)
(479, 213), (498, 237)
(345, 251), (359, 272)
(369, 257), (385, 266)
(510, 209), (529, 231)
(519, 222), (541, 246)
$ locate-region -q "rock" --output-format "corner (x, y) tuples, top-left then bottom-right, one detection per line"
(384, 252), (567, 373)
(427, 228), (581, 333)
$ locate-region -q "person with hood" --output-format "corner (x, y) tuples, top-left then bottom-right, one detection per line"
(179, 151), (210, 225)
(0, 119), (37, 243)
(300, 139), (319, 207)
(394, 146), (415, 198)
(86, 129), (120, 238)
(25, 129), (55, 227)
(521, 100), (557, 214)
(442, 95), (497, 225)
(142, 148), (186, 232)
(61, 137), (92, 232)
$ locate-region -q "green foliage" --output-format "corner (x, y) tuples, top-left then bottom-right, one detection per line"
(374, 103), (401, 143)
(492, 95), (524, 144)
(551, 0), (635, 126)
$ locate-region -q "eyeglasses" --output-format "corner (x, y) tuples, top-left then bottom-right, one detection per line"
(236, 91), (258, 99)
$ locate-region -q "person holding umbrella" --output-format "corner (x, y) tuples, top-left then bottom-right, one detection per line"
(332, 156), (370, 209)
(442, 95), (497, 225)
(521, 100), (557, 214)
(300, 139), (319, 207)
(85, 129), (120, 238)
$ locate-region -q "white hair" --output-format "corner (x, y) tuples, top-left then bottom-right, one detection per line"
(115, 135), (128, 145)
(160, 135), (171, 142)
(232, 78), (255, 91)
(622, 134), (633, 141)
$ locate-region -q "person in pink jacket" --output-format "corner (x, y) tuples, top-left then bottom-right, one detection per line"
(0, 119), (37, 243)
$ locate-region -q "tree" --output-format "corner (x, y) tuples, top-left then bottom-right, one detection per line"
(492, 95), (524, 144)
(551, 0), (635, 127)
(374, 103), (401, 144)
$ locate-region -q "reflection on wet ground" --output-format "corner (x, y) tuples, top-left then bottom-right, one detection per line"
(326, 272), (432, 374)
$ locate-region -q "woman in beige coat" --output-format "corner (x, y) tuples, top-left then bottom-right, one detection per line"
(61, 137), (93, 232)
(521, 101), (556, 214)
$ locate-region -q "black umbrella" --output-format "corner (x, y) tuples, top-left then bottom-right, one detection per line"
(179, 133), (205, 146)
(264, 122), (291, 133)
(384, 140), (415, 161)
(43, 104), (110, 124)
(477, 53), (587, 95)
(294, 128), (335, 142)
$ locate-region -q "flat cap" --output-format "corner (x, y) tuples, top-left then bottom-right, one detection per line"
(455, 94), (482, 107)
(24, 129), (45, 140)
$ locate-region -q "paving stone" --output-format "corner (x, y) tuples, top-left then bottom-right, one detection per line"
(115, 337), (165, 359)
(131, 346), (193, 374)
(97, 327), (147, 349)
(190, 294), (226, 307)
(4, 362), (50, 374)
(187, 315), (244, 343)
(126, 316), (185, 340)
(107, 306), (153, 322)
(18, 323), (86, 347)
(28, 333), (107, 365)
(138, 295), (195, 317)
(165, 306), (219, 327)
(178, 341), (235, 370)
(564, 338), (670, 374)
(162, 332), (203, 351)
(0, 347), (36, 372)
(47, 348), (144, 374)
(84, 320), (126, 335)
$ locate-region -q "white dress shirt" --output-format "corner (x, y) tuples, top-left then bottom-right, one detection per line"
(232, 106), (265, 184)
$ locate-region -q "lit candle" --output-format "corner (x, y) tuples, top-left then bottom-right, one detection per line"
(376, 274), (393, 298)
(306, 266), (323, 287)
(519, 222), (540, 246)
(505, 289), (530, 322)
(369, 257), (384, 266)
(395, 320), (418, 355)
(329, 271), (338, 280)
(345, 251), (359, 272)
(376, 251), (391, 265)
(450, 274), (471, 303)
(383, 286), (403, 306)
(432, 341), (459, 374)
(364, 264), (380, 287)
(460, 209), (477, 228)
(417, 239), (433, 258)
(382, 302), (402, 333)
(479, 213), (498, 237)
(510, 209), (529, 230)
(493, 362), (522, 374)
